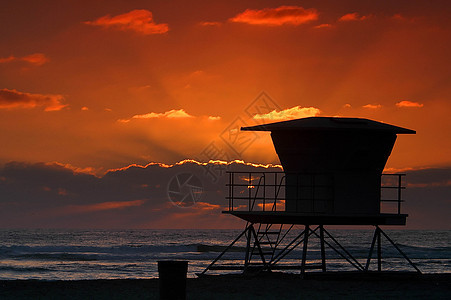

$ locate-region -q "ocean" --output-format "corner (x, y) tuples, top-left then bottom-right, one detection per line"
(0, 229), (449, 280)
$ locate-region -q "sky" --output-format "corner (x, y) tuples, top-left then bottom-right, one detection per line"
(0, 0), (450, 229)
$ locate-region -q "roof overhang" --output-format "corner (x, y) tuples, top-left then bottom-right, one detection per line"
(241, 117), (415, 134)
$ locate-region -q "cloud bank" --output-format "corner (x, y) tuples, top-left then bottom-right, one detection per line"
(0, 160), (448, 229)
(0, 160), (281, 228)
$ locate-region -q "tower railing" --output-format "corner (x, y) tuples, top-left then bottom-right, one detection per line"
(226, 172), (406, 214)
(380, 173), (406, 214)
(227, 172), (286, 212)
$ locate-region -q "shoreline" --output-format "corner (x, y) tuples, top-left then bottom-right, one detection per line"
(1, 273), (450, 299)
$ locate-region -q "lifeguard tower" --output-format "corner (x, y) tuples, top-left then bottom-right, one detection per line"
(200, 117), (421, 275)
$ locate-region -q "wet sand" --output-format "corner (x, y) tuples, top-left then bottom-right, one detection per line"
(1, 273), (450, 299)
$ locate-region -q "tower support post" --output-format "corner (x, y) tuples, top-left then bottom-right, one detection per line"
(319, 225), (326, 272)
(301, 225), (310, 276)
(199, 223), (421, 276)
(377, 227), (382, 272)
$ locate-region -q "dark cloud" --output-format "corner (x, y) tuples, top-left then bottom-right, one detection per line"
(0, 88), (66, 111)
(0, 161), (279, 228)
(0, 161), (448, 229)
(401, 168), (450, 229)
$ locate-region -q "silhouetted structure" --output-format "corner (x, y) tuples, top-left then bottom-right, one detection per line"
(200, 117), (421, 276)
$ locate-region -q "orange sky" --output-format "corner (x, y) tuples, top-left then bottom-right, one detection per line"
(0, 0), (450, 228)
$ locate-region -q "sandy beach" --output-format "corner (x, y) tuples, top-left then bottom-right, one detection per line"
(1, 272), (450, 299)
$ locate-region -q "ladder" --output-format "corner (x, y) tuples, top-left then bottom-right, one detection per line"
(245, 223), (283, 272)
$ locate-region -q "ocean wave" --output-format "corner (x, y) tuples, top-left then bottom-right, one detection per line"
(417, 259), (451, 265)
(396, 243), (451, 251)
(0, 266), (52, 272)
(1, 242), (449, 262)
(14, 253), (100, 261)
(196, 244), (247, 253)
(0, 244), (196, 255)
(0, 243), (247, 262)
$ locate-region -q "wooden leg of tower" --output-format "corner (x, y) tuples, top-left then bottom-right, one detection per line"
(301, 225), (309, 276)
(249, 225), (267, 268)
(319, 225), (326, 272)
(365, 226), (378, 271)
(377, 226), (382, 272)
(244, 224), (253, 268)
(379, 227), (422, 274)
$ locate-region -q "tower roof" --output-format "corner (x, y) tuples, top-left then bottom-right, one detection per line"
(241, 117), (415, 134)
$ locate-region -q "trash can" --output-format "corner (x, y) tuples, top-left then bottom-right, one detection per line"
(158, 260), (188, 300)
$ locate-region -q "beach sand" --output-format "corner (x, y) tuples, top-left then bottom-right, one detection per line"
(1, 273), (450, 299)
